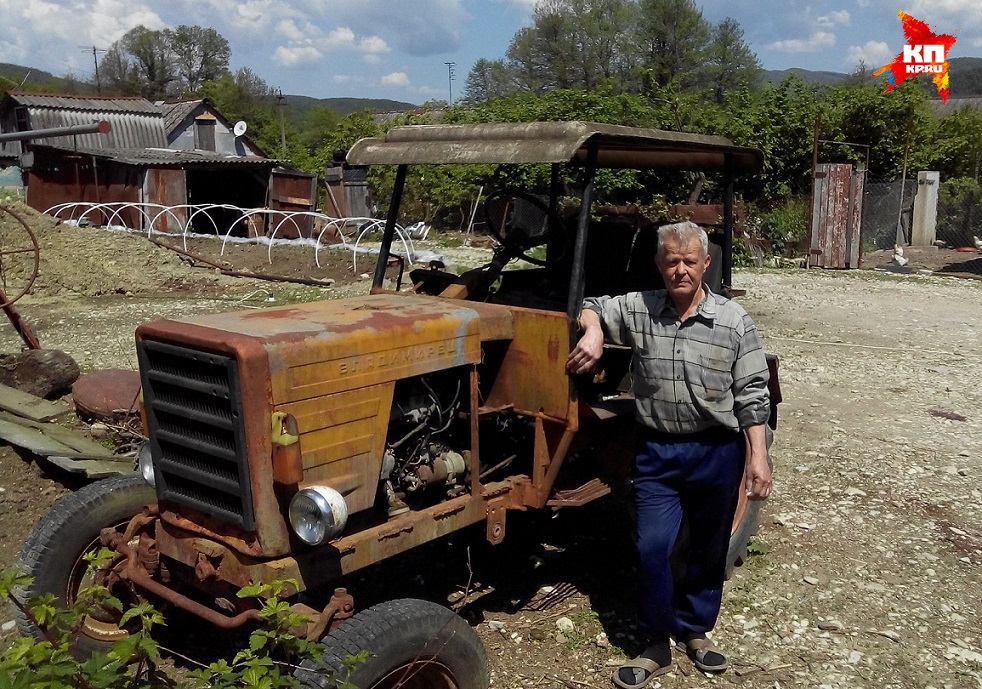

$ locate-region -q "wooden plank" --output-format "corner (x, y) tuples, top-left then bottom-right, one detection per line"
(0, 416), (77, 456)
(45, 456), (135, 479)
(0, 383), (70, 422)
(0, 411), (116, 457)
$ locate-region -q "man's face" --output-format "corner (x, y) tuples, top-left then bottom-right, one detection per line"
(656, 235), (710, 304)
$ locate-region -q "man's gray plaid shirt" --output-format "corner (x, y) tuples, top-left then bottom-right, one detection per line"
(583, 287), (770, 435)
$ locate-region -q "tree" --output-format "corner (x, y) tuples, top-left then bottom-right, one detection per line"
(462, 59), (517, 104)
(120, 26), (175, 99)
(169, 25), (230, 93)
(503, 0), (635, 94)
(199, 67), (274, 122)
(506, 8), (576, 93)
(634, 0), (710, 90)
(100, 44), (139, 95)
(705, 18), (760, 103)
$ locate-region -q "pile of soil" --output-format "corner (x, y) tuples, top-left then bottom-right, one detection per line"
(0, 202), (362, 301)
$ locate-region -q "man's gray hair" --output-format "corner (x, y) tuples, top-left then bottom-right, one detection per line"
(656, 221), (708, 257)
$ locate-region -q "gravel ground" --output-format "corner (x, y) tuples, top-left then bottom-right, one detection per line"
(0, 216), (980, 688)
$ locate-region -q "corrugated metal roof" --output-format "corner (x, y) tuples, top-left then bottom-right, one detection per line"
(40, 144), (275, 167)
(159, 100), (202, 134)
(3, 91), (167, 150)
(5, 91), (161, 114)
(347, 121), (763, 174)
(25, 109), (166, 149)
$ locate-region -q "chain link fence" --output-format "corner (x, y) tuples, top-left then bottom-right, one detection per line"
(861, 178), (917, 251)
(859, 176), (982, 277)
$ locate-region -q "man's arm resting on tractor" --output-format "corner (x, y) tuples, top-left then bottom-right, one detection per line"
(566, 309), (605, 375)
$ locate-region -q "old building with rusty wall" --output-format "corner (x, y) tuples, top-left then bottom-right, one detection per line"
(0, 92), (317, 237)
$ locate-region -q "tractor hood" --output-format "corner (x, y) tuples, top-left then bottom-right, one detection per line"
(139, 293), (514, 404)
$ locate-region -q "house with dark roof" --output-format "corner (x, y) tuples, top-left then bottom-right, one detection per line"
(157, 98), (266, 157)
(0, 91), (317, 237)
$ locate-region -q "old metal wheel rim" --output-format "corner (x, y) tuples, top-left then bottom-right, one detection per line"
(369, 659), (461, 689)
(0, 205), (40, 307)
(65, 523), (132, 643)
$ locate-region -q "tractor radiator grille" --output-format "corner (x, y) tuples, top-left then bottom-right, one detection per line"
(138, 341), (255, 530)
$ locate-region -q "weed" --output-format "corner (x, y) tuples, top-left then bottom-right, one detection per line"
(0, 567), (361, 689)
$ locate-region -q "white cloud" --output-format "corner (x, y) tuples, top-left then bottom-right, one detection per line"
(846, 41), (892, 68)
(325, 26), (356, 48)
(359, 36), (389, 55)
(817, 10), (850, 28)
(332, 74), (353, 84)
(381, 71), (410, 87)
(769, 31), (836, 53)
(273, 44), (323, 67)
(277, 19), (307, 42)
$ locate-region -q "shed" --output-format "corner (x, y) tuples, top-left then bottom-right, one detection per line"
(157, 98), (266, 157)
(0, 91), (318, 238)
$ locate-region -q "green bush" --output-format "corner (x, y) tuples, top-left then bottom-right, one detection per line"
(0, 567), (359, 689)
(751, 198), (809, 258)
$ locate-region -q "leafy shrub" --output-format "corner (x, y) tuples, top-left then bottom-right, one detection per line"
(1, 568), (359, 689)
(750, 198), (810, 258)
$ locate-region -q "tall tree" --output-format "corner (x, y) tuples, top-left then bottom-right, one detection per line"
(462, 58), (517, 104)
(120, 26), (175, 99)
(705, 18), (760, 103)
(100, 45), (139, 95)
(169, 25), (230, 93)
(634, 0), (710, 89)
(505, 0), (635, 94)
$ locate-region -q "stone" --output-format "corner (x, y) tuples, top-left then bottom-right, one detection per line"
(488, 620), (505, 631)
(556, 617), (575, 634)
(0, 349), (80, 399)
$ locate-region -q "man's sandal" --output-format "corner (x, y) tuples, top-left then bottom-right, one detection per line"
(611, 656), (672, 689)
(676, 636), (728, 673)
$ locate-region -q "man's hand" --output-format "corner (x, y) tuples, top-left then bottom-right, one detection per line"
(566, 309), (604, 375)
(743, 424), (772, 501)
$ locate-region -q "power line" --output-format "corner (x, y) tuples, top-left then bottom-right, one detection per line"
(443, 61), (456, 104)
(79, 46), (106, 94)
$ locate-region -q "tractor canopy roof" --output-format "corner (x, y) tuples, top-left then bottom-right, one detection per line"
(346, 120), (762, 174)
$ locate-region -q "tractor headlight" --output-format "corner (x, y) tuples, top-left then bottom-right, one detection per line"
(138, 442), (155, 486)
(288, 486), (348, 545)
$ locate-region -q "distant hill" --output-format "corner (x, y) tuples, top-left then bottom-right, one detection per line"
(761, 58), (982, 96)
(0, 63), (82, 93)
(284, 95), (418, 118)
(760, 68), (847, 86)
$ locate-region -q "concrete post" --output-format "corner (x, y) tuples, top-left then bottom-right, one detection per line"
(911, 171), (939, 246)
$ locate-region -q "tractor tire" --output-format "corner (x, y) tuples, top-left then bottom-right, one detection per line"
(14, 473), (155, 657)
(297, 598), (490, 689)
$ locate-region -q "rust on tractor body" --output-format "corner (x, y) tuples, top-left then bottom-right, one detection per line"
(93, 121), (777, 639)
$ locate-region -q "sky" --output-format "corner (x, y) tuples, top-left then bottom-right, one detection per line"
(0, 0), (980, 105)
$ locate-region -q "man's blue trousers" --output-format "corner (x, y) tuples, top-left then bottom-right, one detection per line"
(634, 428), (744, 642)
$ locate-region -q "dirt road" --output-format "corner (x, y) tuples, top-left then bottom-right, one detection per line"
(0, 226), (980, 687)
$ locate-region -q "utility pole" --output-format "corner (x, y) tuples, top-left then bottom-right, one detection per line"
(275, 89), (287, 156)
(444, 61), (456, 105)
(80, 46), (106, 94)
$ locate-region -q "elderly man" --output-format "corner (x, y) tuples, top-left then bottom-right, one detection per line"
(566, 221), (772, 688)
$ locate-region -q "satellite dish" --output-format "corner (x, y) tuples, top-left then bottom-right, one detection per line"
(233, 121), (248, 137)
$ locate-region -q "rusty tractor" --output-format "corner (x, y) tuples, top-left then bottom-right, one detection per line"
(16, 122), (780, 688)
